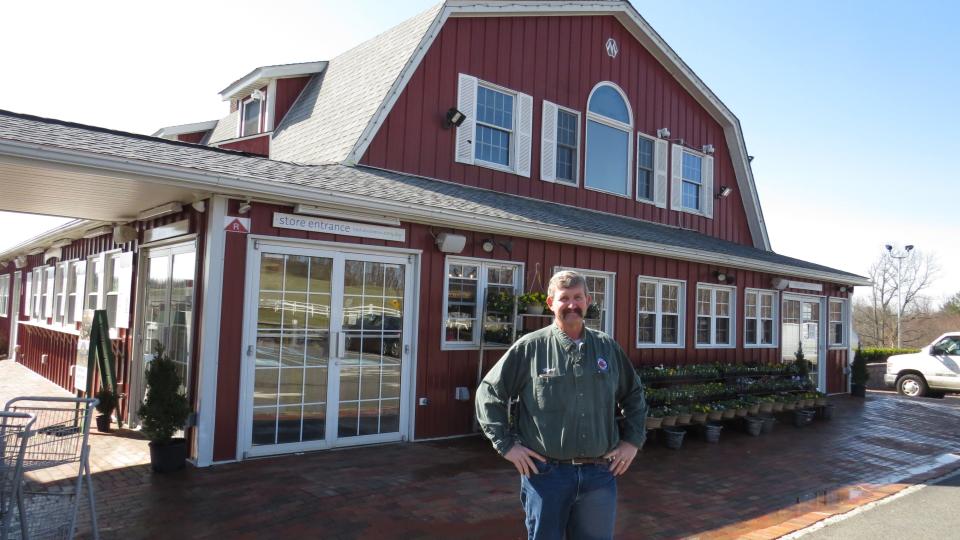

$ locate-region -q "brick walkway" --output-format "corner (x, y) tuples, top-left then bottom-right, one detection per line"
(3, 359), (960, 539)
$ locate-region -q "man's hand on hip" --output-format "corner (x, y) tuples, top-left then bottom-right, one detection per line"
(504, 444), (546, 476)
(604, 441), (638, 476)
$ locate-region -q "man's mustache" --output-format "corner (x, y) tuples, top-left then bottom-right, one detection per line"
(561, 307), (584, 317)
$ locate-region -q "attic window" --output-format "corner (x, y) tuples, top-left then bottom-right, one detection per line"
(241, 97), (262, 137)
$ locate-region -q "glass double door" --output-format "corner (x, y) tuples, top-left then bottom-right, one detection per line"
(244, 243), (411, 456)
(782, 295), (824, 390)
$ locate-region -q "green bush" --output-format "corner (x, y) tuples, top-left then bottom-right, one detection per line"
(859, 347), (920, 364)
(138, 344), (191, 444)
(851, 345), (869, 386)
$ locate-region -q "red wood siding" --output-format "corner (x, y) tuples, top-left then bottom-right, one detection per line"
(212, 200), (851, 453)
(218, 134), (270, 156)
(177, 132), (207, 144)
(360, 15), (754, 246)
(274, 76), (312, 127)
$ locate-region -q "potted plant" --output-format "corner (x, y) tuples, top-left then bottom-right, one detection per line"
(646, 406), (665, 430)
(675, 404), (692, 425)
(517, 291), (548, 315)
(484, 290), (516, 315)
(851, 344), (868, 398)
(660, 405), (679, 427)
(708, 402), (725, 421)
(94, 387), (118, 433)
(139, 344), (192, 473)
(691, 403), (710, 424)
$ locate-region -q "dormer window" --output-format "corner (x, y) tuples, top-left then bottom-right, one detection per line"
(241, 96), (263, 137)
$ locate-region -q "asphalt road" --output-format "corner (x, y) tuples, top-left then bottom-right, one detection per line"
(801, 394), (960, 540)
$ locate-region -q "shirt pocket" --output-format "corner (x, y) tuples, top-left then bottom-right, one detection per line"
(533, 377), (565, 412)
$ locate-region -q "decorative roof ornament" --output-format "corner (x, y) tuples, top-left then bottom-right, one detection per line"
(605, 38), (619, 58)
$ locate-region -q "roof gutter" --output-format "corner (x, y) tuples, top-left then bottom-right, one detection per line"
(0, 138), (869, 286)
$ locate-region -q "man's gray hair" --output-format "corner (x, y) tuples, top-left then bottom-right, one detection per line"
(547, 270), (590, 297)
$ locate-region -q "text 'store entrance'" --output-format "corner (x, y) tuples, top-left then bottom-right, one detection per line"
(240, 240), (415, 457)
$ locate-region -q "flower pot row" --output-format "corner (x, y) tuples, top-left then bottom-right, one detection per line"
(646, 393), (828, 430)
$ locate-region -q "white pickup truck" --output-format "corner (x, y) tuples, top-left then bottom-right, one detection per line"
(885, 332), (960, 397)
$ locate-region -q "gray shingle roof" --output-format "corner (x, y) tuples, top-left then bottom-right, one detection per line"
(270, 3), (442, 164)
(0, 109), (867, 282)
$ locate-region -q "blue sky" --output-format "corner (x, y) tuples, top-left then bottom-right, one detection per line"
(1, 0), (956, 301)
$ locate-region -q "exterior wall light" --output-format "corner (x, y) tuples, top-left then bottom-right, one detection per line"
(436, 232), (466, 254)
(656, 128), (670, 138)
(445, 108), (466, 129)
(713, 270), (733, 283)
(237, 200), (252, 214)
(716, 186), (733, 199)
(481, 239), (495, 253)
(702, 144), (715, 155)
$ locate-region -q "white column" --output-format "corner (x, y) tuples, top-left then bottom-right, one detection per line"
(195, 195), (227, 467)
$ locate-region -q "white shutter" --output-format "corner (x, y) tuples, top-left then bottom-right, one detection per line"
(540, 101), (558, 182)
(702, 155), (714, 218)
(654, 138), (668, 208)
(44, 268), (54, 318)
(670, 144), (683, 210)
(114, 251), (134, 329)
(73, 261), (86, 323)
(516, 91), (533, 178)
(455, 74), (478, 165)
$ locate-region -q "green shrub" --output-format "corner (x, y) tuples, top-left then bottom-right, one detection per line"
(95, 387), (118, 416)
(138, 344), (191, 444)
(859, 347), (921, 364)
(851, 345), (869, 386)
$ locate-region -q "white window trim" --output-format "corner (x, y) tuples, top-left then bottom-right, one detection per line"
(53, 261), (69, 325)
(86, 253), (106, 311)
(0, 274), (9, 317)
(473, 81), (518, 173)
(679, 148), (706, 214)
(584, 82), (633, 200)
(743, 288), (779, 349)
(65, 259), (83, 326)
(553, 266), (615, 337)
(32, 267), (44, 320)
(103, 251), (123, 332)
(441, 256), (524, 351)
(552, 105), (581, 186)
(239, 96), (263, 138)
(634, 131), (658, 205)
(42, 266), (55, 321)
(635, 276), (686, 349)
(695, 283), (737, 349)
(828, 297), (848, 349)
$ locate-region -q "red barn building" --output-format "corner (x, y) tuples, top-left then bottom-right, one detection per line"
(0, 1), (868, 466)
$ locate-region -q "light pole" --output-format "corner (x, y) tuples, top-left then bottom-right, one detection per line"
(885, 243), (914, 349)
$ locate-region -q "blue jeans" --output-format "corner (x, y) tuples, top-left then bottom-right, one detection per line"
(520, 461), (617, 540)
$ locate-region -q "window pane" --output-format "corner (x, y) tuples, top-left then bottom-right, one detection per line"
(638, 282), (656, 312)
(696, 316), (711, 344)
(638, 313), (655, 343)
(682, 181), (700, 210)
(761, 294), (773, 318)
(682, 153), (702, 183)
(745, 319), (757, 344)
(475, 124), (511, 166)
(446, 264), (478, 343)
(762, 320), (774, 345)
(587, 85), (630, 124)
(556, 146), (575, 183)
(557, 110), (577, 146)
(715, 290), (730, 317)
(745, 292), (757, 318)
(696, 288), (711, 316)
(661, 284), (679, 314)
(715, 317), (730, 344)
(243, 100), (260, 136)
(585, 120), (629, 196)
(476, 86), (513, 130)
(661, 315), (678, 344)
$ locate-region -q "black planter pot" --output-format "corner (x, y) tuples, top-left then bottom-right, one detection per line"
(744, 416), (764, 437)
(95, 414), (112, 433)
(851, 384), (866, 398)
(662, 427), (685, 450)
(703, 422), (723, 444)
(149, 438), (188, 473)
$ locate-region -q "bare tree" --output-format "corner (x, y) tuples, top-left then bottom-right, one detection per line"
(853, 248), (939, 348)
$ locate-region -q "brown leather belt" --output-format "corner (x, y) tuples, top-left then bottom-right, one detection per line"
(551, 457), (610, 465)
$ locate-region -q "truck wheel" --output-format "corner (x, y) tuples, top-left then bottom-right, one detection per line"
(897, 374), (928, 397)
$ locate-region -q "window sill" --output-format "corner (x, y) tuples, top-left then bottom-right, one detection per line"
(744, 344), (778, 349)
(441, 343), (511, 351)
(695, 344), (736, 349)
(635, 343), (684, 349)
(19, 320), (81, 336)
(474, 159), (516, 175)
(829, 344), (848, 350)
(585, 185), (632, 199)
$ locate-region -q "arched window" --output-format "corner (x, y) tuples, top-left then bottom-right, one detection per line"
(584, 83), (632, 196)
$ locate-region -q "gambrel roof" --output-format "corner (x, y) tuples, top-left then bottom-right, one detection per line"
(268, 1), (772, 250)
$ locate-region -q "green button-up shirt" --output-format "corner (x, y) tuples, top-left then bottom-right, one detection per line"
(475, 324), (647, 460)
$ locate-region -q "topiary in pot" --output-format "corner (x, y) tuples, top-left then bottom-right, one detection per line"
(851, 344), (868, 397)
(94, 387), (118, 433)
(139, 344), (191, 473)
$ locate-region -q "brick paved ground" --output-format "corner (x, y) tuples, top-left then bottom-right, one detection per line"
(3, 358), (960, 539)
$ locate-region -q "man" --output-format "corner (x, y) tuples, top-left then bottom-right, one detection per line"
(475, 270), (647, 540)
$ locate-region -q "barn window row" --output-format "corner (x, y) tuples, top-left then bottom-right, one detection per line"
(455, 74), (716, 218)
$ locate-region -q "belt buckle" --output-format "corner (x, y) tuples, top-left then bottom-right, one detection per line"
(570, 457), (587, 465)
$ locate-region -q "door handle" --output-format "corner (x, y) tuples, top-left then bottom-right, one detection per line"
(246, 345), (254, 357)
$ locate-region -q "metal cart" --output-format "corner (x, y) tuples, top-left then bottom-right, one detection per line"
(0, 412), (35, 540)
(3, 397), (99, 540)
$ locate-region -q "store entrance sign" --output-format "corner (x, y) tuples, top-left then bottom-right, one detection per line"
(272, 212), (405, 242)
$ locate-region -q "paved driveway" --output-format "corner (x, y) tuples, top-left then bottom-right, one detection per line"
(4, 359), (960, 539)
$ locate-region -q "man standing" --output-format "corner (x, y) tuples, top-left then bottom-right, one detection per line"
(475, 270), (647, 540)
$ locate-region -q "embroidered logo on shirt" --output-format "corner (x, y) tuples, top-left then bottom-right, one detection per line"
(597, 358), (608, 371)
